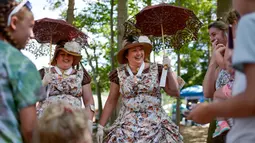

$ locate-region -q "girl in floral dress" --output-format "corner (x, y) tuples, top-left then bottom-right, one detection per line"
(96, 36), (183, 143)
(36, 40), (95, 133)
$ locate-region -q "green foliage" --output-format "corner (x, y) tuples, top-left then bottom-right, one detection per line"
(45, 0), (65, 10)
(169, 0), (217, 87)
(44, 0), (217, 91)
(74, 1), (118, 92)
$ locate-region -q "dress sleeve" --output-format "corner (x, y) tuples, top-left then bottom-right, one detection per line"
(108, 69), (119, 85)
(82, 68), (92, 85)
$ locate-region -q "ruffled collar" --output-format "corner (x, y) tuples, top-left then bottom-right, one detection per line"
(54, 66), (73, 76)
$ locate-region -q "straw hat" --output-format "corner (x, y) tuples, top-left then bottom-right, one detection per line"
(51, 41), (82, 66)
(117, 36), (152, 64)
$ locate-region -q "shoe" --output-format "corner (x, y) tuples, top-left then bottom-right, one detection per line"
(213, 121), (230, 138)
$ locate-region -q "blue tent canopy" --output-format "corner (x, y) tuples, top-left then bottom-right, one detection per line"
(180, 85), (204, 97)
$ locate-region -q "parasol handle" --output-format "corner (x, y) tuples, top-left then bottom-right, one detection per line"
(160, 24), (168, 87)
(49, 36), (52, 65)
(161, 24), (165, 56)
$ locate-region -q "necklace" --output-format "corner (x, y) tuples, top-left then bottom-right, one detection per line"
(126, 62), (145, 84)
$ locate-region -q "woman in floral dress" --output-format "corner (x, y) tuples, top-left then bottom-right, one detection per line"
(96, 36), (183, 143)
(36, 40), (95, 133)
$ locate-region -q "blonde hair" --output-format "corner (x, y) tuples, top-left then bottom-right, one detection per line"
(34, 102), (92, 143)
(0, 0), (33, 49)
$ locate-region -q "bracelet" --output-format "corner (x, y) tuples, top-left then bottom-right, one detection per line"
(86, 104), (95, 112)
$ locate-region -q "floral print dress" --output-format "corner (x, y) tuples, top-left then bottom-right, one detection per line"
(216, 69), (231, 90)
(104, 63), (183, 143)
(36, 67), (84, 118)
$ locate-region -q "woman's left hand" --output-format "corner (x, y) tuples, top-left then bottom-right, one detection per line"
(42, 73), (52, 86)
(163, 56), (171, 70)
(187, 103), (215, 124)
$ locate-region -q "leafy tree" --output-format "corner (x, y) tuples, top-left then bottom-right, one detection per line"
(40, 0), (219, 128)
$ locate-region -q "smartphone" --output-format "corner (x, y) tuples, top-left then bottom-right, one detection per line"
(228, 25), (234, 49)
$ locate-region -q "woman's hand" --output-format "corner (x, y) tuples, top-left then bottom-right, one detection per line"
(214, 44), (226, 69)
(214, 44), (226, 58)
(42, 73), (52, 86)
(187, 103), (215, 124)
(163, 56), (172, 71)
(96, 124), (104, 143)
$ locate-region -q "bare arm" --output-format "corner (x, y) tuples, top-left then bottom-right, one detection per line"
(20, 105), (37, 143)
(163, 71), (180, 97)
(82, 83), (94, 120)
(203, 44), (226, 98)
(99, 82), (120, 126)
(203, 58), (220, 98)
(188, 64), (255, 123)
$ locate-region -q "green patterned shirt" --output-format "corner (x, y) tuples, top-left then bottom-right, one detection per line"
(0, 41), (45, 143)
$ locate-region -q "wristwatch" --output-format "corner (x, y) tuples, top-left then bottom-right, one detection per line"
(86, 104), (95, 112)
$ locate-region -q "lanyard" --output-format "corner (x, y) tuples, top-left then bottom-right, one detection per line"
(126, 62), (145, 84)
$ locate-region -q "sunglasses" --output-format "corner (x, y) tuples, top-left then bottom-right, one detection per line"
(228, 25), (234, 49)
(7, 0), (32, 26)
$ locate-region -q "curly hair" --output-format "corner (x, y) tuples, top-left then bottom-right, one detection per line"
(34, 102), (92, 143)
(224, 9), (240, 25)
(0, 0), (33, 49)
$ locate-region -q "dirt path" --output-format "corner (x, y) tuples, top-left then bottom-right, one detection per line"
(180, 125), (208, 143)
(92, 125), (208, 143)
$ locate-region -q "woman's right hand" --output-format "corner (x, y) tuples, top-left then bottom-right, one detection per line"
(96, 124), (104, 143)
(42, 73), (52, 86)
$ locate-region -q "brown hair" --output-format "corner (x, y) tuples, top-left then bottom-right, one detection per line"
(224, 9), (240, 25)
(34, 102), (92, 143)
(208, 20), (228, 32)
(0, 0), (33, 49)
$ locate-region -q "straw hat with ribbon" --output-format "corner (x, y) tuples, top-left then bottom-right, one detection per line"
(117, 36), (152, 64)
(51, 41), (82, 66)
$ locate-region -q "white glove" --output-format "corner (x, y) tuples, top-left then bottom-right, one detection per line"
(163, 56), (172, 71)
(96, 124), (104, 143)
(88, 120), (93, 134)
(42, 73), (52, 86)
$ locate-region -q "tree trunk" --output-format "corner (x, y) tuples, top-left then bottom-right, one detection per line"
(217, 0), (232, 18)
(117, 0), (128, 50)
(108, 0), (128, 125)
(147, 0), (151, 6)
(175, 0), (182, 128)
(110, 0), (115, 71)
(84, 46), (102, 121)
(66, 0), (75, 25)
(207, 8), (213, 63)
(95, 47), (102, 117)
